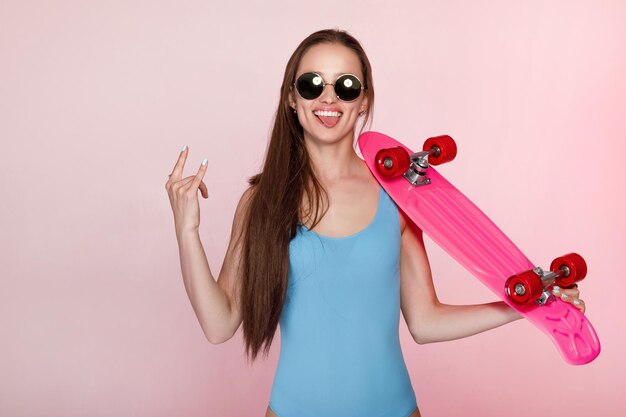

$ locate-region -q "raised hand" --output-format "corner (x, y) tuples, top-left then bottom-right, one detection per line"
(165, 145), (209, 237)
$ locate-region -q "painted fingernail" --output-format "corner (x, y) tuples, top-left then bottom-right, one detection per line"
(573, 299), (582, 305)
(182, 144), (187, 152)
(201, 158), (207, 166)
(552, 286), (561, 294)
(561, 293), (569, 299)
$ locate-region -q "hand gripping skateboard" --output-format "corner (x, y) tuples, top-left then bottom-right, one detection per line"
(358, 131), (600, 365)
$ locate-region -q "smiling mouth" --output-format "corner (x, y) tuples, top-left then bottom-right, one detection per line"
(313, 110), (343, 128)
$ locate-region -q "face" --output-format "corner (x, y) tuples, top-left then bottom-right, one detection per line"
(289, 42), (369, 145)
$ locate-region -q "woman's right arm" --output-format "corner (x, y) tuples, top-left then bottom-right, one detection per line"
(176, 187), (251, 344)
(166, 146), (250, 344)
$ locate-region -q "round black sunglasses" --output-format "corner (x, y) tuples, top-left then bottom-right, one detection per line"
(293, 72), (365, 102)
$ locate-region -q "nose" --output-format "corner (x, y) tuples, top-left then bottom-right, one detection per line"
(319, 83), (337, 104)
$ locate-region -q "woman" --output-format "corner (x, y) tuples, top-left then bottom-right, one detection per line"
(165, 29), (585, 417)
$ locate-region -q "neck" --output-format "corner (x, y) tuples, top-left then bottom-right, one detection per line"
(303, 131), (363, 184)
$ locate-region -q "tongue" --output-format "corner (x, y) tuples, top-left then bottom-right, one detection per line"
(318, 115), (339, 128)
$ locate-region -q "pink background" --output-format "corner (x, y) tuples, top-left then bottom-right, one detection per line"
(1, 1), (625, 416)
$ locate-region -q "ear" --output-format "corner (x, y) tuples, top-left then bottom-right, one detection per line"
(359, 95), (369, 114)
(288, 87), (296, 110)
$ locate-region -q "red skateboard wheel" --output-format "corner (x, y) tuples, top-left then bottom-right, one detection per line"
(423, 135), (457, 165)
(551, 253), (587, 288)
(505, 270), (544, 305)
(375, 147), (410, 178)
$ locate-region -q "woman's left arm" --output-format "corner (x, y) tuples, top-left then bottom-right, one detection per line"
(399, 211), (584, 345)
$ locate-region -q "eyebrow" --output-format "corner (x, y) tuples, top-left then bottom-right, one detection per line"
(299, 71), (354, 78)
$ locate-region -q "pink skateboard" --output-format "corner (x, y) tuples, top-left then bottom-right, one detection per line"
(358, 131), (600, 365)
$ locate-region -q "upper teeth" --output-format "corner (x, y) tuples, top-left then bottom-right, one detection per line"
(314, 110), (342, 117)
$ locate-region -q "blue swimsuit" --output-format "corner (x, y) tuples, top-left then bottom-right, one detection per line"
(268, 186), (418, 417)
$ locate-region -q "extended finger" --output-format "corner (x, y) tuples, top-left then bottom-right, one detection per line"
(187, 157), (208, 192)
(168, 144), (189, 182)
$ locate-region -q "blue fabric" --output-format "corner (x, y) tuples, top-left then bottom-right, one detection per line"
(268, 186), (418, 417)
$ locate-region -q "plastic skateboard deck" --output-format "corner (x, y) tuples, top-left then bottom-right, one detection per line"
(358, 131), (600, 365)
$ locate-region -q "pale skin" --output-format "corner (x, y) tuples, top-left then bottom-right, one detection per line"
(166, 42), (585, 417)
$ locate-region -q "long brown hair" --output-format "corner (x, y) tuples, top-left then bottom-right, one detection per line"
(239, 28), (375, 364)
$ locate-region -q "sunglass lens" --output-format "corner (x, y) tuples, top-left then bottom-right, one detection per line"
(296, 72), (324, 100)
(335, 74), (362, 101)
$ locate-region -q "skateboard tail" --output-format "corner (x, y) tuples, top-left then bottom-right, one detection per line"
(539, 303), (601, 365)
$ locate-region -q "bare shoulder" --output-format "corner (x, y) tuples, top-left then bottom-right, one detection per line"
(227, 186), (255, 248)
(237, 185), (255, 213)
(224, 184), (256, 271)
(216, 185), (256, 339)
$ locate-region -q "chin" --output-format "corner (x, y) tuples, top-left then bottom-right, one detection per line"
(311, 128), (353, 144)
(301, 116), (356, 142)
